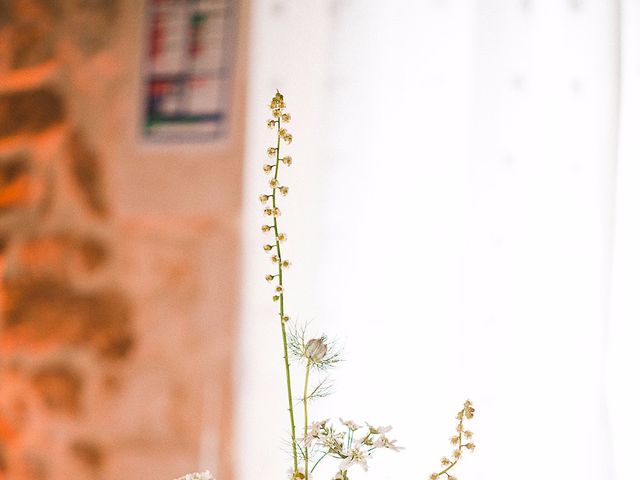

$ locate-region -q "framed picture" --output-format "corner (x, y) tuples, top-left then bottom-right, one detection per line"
(141, 0), (235, 142)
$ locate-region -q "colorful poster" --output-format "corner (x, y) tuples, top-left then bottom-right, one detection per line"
(142, 0), (235, 142)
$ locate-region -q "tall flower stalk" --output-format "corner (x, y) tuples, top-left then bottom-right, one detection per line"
(258, 91), (475, 480)
(261, 91), (298, 474)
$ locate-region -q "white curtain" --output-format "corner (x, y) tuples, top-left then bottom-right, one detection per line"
(237, 1), (639, 479)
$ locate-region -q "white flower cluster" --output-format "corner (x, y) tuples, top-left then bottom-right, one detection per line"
(303, 418), (402, 478)
(172, 471), (213, 480)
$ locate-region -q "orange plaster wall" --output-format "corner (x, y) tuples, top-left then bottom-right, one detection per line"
(0, 1), (249, 479)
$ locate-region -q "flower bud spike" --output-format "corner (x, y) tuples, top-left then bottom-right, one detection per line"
(431, 400), (477, 479)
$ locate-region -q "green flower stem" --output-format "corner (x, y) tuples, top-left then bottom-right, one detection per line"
(271, 116), (298, 473)
(303, 359), (312, 479)
(310, 451), (330, 474)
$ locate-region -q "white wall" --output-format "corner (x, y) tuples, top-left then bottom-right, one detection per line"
(237, 1), (632, 479)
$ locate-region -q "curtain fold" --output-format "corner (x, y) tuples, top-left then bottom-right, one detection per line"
(608, 1), (640, 479)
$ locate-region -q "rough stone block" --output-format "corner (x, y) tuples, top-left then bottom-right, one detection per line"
(31, 363), (82, 414)
(17, 233), (110, 278)
(11, 21), (55, 69)
(0, 152), (30, 212)
(70, 439), (103, 470)
(67, 131), (108, 217)
(3, 277), (133, 358)
(0, 88), (65, 139)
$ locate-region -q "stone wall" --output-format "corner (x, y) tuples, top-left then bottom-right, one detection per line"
(0, 1), (246, 479)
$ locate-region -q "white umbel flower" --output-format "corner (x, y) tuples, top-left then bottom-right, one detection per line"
(339, 441), (369, 471)
(339, 418), (361, 431)
(373, 435), (403, 451)
(173, 471), (213, 480)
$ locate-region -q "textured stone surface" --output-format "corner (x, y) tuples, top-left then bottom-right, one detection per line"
(0, 0), (244, 478)
(79, 237), (109, 271)
(17, 233), (110, 278)
(0, 88), (65, 138)
(31, 364), (83, 413)
(67, 132), (108, 217)
(70, 440), (103, 470)
(67, 0), (119, 56)
(0, 153), (30, 212)
(0, 0), (11, 26)
(3, 277), (133, 358)
(11, 21), (55, 69)
(0, 445), (6, 473)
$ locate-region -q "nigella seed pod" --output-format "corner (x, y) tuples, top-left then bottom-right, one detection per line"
(304, 338), (328, 363)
